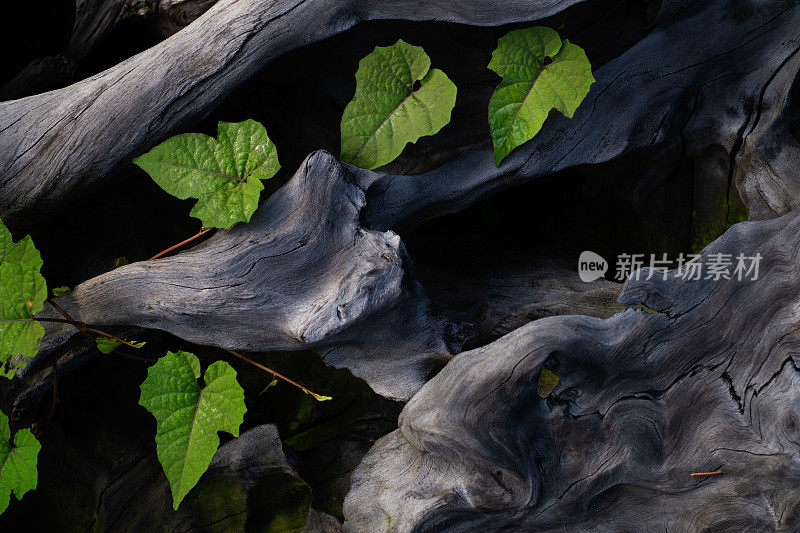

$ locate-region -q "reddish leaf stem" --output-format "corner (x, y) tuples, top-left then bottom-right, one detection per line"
(42, 299), (154, 362)
(221, 348), (330, 401)
(148, 228), (214, 260)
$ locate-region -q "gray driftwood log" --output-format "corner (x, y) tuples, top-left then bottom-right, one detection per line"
(0, 0), (583, 227)
(34, 151), (620, 401)
(3, 0), (800, 529)
(0, 0), (218, 100)
(37, 151), (460, 400)
(344, 210), (800, 531)
(19, 0), (800, 403)
(365, 0), (800, 234)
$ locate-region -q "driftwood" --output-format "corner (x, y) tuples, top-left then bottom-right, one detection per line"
(364, 0), (800, 233)
(0, 0), (583, 227)
(738, 68), (800, 220)
(104, 424), (311, 531)
(344, 210), (800, 531)
(0, 0), (217, 100)
(2, 0), (800, 530)
(4, 0), (798, 232)
(37, 152), (459, 400)
(34, 152), (621, 401)
(18, 0), (799, 403)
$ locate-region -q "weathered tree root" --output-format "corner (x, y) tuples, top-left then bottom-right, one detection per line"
(0, 0), (584, 226)
(365, 0), (800, 233)
(0, 0), (218, 100)
(38, 151), (461, 400)
(344, 210), (800, 531)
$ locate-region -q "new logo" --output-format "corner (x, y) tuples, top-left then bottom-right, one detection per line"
(578, 251), (608, 282)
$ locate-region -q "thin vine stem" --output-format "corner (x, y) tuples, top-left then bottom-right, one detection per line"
(148, 227), (214, 260)
(221, 348), (331, 401)
(42, 299), (155, 362)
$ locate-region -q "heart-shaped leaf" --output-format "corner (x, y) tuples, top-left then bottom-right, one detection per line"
(133, 120), (280, 229)
(0, 218), (46, 378)
(340, 39), (457, 169)
(139, 350), (246, 509)
(488, 26), (594, 165)
(0, 409), (40, 515)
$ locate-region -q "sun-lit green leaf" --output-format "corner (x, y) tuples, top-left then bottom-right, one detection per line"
(0, 409), (40, 515)
(95, 338), (145, 354)
(537, 367), (560, 398)
(139, 350), (246, 509)
(110, 257), (129, 270)
(133, 120), (280, 229)
(306, 390), (333, 402)
(488, 26), (594, 165)
(340, 39), (457, 169)
(51, 286), (70, 297)
(0, 218), (47, 378)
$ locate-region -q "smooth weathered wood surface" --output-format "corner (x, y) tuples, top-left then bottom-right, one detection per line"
(36, 151), (460, 400)
(0, 0), (583, 226)
(3, 0), (800, 530)
(344, 210), (800, 531)
(364, 0), (800, 233)
(33, 151), (622, 401)
(0, 0), (217, 100)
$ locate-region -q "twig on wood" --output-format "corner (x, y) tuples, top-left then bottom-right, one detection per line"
(148, 227), (214, 260)
(221, 348), (331, 401)
(44, 299), (154, 362)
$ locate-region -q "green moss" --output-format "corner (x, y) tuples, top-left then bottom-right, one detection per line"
(183, 476), (248, 530)
(691, 188), (749, 253)
(626, 303), (662, 314)
(536, 367), (560, 398)
(246, 474), (311, 532)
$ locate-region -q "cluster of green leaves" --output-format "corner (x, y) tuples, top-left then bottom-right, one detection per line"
(0, 221), (46, 515)
(0, 24), (593, 517)
(339, 27), (593, 170)
(0, 221), (247, 512)
(133, 27), (592, 230)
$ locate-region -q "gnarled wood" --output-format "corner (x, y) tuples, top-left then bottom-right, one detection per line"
(0, 0), (583, 226)
(364, 0), (800, 233)
(344, 210), (800, 531)
(36, 151), (460, 400)
(30, 152), (629, 402)
(0, 0), (218, 100)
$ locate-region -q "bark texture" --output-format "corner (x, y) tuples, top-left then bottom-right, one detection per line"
(345, 210), (800, 532)
(32, 152), (620, 401)
(365, 0), (800, 234)
(0, 0), (583, 226)
(37, 151), (460, 400)
(2, 0), (800, 530)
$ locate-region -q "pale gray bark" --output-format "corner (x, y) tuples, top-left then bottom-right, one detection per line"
(344, 210), (800, 532)
(0, 0), (583, 226)
(365, 0), (800, 233)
